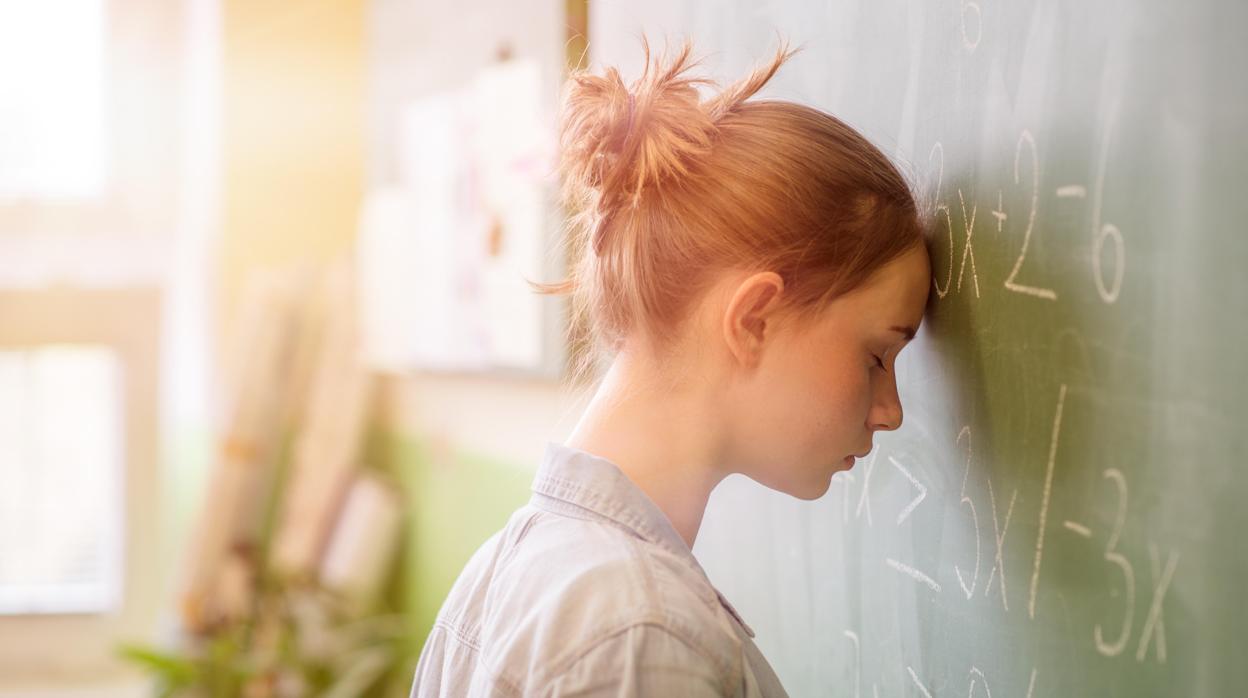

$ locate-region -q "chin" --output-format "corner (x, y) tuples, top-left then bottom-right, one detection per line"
(749, 458), (845, 501)
(800, 459), (857, 500)
(790, 475), (835, 501)
(748, 471), (826, 501)
(797, 484), (831, 501)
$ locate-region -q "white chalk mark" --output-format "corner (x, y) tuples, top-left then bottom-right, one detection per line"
(1025, 668), (1037, 698)
(1136, 544), (1179, 663)
(1095, 468), (1134, 657)
(956, 189), (981, 298)
(929, 142), (952, 300)
(960, 1), (982, 52)
(1063, 520), (1092, 537)
(890, 455), (928, 525)
(1094, 550), (1135, 656)
(968, 666), (992, 698)
(985, 479), (1017, 611)
(955, 495), (980, 599)
(954, 426), (981, 600)
(886, 557), (943, 593)
(855, 450), (880, 527)
(1056, 185), (1087, 198)
(934, 204), (954, 299)
(1005, 130), (1058, 301)
(1029, 383), (1067, 619)
(844, 630), (860, 698)
(907, 666), (934, 698)
(991, 190), (1007, 231)
(1091, 102), (1126, 304)
(1094, 222), (1125, 304)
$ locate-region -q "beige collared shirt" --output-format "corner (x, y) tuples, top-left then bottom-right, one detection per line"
(408, 441), (788, 697)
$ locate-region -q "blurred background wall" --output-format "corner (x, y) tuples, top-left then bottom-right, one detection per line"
(219, 0), (365, 336)
(0, 0), (592, 695)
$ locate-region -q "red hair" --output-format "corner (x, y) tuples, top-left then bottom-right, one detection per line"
(533, 37), (923, 378)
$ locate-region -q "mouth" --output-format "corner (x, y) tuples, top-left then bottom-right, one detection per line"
(843, 442), (874, 465)
(842, 449), (870, 466)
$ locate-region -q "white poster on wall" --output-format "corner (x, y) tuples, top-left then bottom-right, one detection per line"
(359, 58), (554, 373)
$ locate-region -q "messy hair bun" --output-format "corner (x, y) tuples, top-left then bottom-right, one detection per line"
(558, 38), (723, 255)
(533, 37), (923, 379)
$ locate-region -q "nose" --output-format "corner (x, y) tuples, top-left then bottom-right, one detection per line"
(868, 371), (903, 432)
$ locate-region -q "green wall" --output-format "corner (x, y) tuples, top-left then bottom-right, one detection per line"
(375, 430), (536, 659)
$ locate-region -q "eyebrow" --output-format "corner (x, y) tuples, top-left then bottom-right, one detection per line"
(889, 325), (917, 341)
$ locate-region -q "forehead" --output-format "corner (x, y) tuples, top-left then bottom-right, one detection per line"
(818, 246), (930, 332)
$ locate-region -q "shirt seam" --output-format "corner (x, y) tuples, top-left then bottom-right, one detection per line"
(536, 618), (741, 696)
(431, 619), (525, 697)
(531, 491), (644, 536)
(495, 508), (541, 570)
(534, 474), (662, 541)
(433, 617), (481, 652)
(531, 491), (722, 611)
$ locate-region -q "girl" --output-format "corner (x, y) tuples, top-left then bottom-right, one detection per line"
(410, 38), (930, 697)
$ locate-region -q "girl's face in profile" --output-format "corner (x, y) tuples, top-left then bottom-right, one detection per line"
(729, 244), (931, 500)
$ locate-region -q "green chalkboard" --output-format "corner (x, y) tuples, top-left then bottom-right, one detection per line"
(593, 1), (1247, 696)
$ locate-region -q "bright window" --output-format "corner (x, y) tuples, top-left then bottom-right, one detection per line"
(0, 0), (107, 201)
(0, 345), (124, 615)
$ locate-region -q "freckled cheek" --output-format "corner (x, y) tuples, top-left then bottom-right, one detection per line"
(851, 371), (875, 417)
(842, 385), (880, 450)
(799, 366), (871, 446)
(764, 366), (837, 448)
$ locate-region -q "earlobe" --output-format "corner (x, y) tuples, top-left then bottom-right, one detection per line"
(722, 272), (785, 367)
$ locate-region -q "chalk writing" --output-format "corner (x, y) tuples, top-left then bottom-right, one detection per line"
(1029, 384), (1068, 619)
(1005, 130), (1058, 300)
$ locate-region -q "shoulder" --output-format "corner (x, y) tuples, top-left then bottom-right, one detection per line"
(473, 510), (744, 693)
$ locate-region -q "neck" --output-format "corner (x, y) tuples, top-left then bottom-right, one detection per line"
(564, 350), (729, 550)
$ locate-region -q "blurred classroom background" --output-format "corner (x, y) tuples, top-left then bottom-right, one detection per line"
(0, 0), (598, 695)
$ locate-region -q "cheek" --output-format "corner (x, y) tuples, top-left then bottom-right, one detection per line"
(728, 342), (868, 462)
(769, 347), (872, 446)
(729, 344), (873, 491)
(810, 361), (872, 439)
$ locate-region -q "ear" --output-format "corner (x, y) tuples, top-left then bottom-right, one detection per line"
(722, 271), (785, 368)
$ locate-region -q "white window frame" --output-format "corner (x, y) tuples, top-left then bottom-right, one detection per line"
(0, 344), (126, 616)
(0, 0), (218, 687)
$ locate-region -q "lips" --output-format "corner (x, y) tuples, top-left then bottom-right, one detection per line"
(842, 448), (871, 467)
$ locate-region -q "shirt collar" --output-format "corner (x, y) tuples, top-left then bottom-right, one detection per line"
(528, 441), (756, 638)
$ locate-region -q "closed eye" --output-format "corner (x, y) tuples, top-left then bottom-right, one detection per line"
(873, 354), (887, 372)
